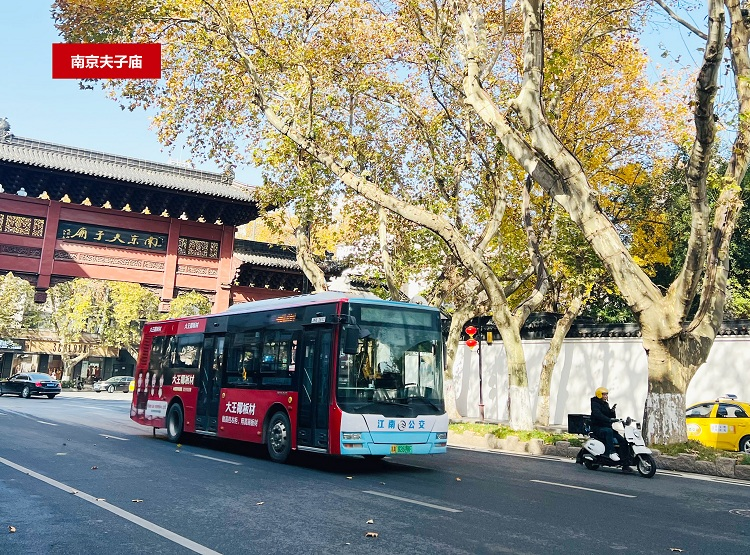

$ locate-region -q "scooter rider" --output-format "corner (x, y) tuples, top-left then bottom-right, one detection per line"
(591, 387), (632, 472)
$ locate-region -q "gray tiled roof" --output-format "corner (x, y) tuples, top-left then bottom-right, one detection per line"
(0, 135), (255, 201)
(233, 240), (300, 270)
(234, 251), (301, 270)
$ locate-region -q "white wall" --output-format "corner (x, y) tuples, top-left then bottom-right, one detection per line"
(452, 336), (750, 425)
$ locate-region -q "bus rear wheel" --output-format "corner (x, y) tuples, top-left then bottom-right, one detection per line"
(166, 403), (184, 443)
(267, 411), (291, 463)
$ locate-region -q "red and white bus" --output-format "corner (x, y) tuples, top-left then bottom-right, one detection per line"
(131, 292), (448, 462)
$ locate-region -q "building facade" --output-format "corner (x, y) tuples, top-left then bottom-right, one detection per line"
(0, 126), (336, 380)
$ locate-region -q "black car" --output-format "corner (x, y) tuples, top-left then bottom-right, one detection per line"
(0, 373), (62, 399)
(93, 375), (133, 393)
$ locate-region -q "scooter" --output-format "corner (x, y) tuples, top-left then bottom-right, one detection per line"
(575, 417), (657, 478)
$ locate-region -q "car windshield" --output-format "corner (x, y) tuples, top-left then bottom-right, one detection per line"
(27, 373), (55, 381)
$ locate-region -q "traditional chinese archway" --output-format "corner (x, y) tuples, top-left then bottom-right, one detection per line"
(0, 129), (260, 311)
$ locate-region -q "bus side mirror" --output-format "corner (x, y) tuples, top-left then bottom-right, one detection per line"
(343, 325), (360, 354)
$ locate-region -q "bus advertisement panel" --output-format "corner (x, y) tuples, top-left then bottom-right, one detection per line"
(130, 292), (448, 462)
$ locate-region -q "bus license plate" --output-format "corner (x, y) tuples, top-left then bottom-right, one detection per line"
(390, 445), (412, 454)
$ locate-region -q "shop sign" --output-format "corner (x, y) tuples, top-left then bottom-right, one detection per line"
(26, 341), (118, 358)
(0, 339), (24, 351)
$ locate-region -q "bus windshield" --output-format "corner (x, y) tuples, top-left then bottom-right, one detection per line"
(336, 303), (444, 417)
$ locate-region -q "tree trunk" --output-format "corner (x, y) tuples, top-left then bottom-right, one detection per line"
(497, 322), (533, 430)
(62, 352), (88, 382)
(536, 294), (584, 426)
(378, 206), (407, 301)
(640, 332), (714, 444)
(294, 225), (327, 292)
(444, 305), (477, 420)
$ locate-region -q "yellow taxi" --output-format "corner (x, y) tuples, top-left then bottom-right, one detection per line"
(686, 395), (750, 452)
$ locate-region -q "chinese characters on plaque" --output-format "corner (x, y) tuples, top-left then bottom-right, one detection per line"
(57, 221), (167, 252)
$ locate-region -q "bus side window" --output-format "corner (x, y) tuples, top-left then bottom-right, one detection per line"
(259, 330), (298, 387)
(226, 332), (260, 387)
(148, 336), (166, 375)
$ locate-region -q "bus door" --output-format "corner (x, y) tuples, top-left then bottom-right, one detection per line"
(196, 335), (225, 433)
(297, 328), (333, 450)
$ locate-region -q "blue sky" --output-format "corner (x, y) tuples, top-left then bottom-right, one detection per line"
(1, 3), (707, 190)
(0, 2), (262, 185)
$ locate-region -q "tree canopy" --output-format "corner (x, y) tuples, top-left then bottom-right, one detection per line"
(50, 0), (743, 441)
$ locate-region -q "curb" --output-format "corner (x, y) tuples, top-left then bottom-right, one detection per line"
(448, 432), (750, 481)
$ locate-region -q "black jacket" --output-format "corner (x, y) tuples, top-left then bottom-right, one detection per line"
(590, 396), (616, 428)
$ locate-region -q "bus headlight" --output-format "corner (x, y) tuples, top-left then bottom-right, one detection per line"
(436, 432), (448, 440)
(342, 433), (362, 440)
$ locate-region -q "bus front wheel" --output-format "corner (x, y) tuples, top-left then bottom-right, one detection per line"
(166, 403), (184, 443)
(267, 411), (291, 463)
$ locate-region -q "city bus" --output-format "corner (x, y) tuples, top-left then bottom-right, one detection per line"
(130, 292), (448, 462)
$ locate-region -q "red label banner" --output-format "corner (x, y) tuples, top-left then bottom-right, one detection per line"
(52, 43), (161, 79)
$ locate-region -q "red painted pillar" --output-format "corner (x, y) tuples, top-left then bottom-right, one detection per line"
(36, 199), (60, 292)
(161, 218), (181, 304)
(214, 225), (236, 312)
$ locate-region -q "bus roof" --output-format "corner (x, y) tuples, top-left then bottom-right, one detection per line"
(221, 291), (439, 316)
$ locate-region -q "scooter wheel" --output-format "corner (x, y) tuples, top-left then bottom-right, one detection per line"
(583, 459), (600, 471)
(636, 454), (656, 478)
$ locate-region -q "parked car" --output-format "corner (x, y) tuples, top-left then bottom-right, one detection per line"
(0, 373), (62, 399)
(93, 375), (134, 393)
(686, 395), (750, 452)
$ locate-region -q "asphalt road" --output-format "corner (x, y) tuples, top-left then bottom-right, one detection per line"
(1, 391), (749, 554)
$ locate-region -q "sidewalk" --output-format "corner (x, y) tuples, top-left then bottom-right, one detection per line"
(448, 430), (750, 481)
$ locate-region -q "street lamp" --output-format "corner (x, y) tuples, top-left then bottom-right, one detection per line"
(464, 324), (484, 421)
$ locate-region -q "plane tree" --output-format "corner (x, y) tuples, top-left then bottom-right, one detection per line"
(456, 0), (748, 443)
(44, 279), (159, 379)
(52, 0), (680, 431)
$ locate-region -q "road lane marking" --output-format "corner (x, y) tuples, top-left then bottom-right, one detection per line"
(450, 445), (574, 463)
(37, 420), (58, 426)
(363, 490), (462, 512)
(530, 479), (636, 498)
(0, 456), (222, 555)
(659, 470), (750, 487)
(192, 454), (242, 465)
(99, 434), (129, 441)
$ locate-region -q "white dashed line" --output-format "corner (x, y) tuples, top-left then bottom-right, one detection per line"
(99, 434), (129, 441)
(192, 454), (242, 465)
(531, 479), (636, 498)
(363, 490), (462, 512)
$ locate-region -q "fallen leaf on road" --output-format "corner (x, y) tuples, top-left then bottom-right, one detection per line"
(346, 476), (353, 480)
(70, 490), (78, 494)
(256, 502), (264, 505)
(366, 519), (374, 524)
(177, 444), (182, 448)
(96, 498), (105, 501)
(455, 477), (461, 481)
(365, 532), (378, 538)
(8, 526), (16, 533)
(91, 466), (98, 470)
(669, 549), (684, 553)
(132, 499), (143, 503)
